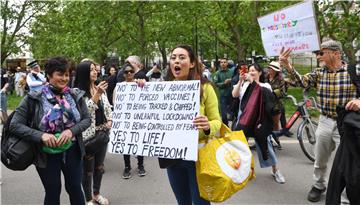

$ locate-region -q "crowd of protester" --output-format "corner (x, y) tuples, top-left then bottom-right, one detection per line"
(1, 39), (360, 204)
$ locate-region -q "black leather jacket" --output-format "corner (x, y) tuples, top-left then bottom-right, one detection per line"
(9, 88), (91, 168)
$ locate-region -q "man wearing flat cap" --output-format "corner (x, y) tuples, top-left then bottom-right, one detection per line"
(279, 39), (360, 203)
(26, 60), (47, 92)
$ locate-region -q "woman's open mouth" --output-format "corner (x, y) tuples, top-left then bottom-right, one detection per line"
(174, 66), (181, 75)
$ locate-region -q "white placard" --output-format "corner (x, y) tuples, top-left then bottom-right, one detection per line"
(108, 80), (201, 161)
(257, 1), (320, 56)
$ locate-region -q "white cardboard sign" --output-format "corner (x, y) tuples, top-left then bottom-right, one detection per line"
(108, 80), (201, 161)
(257, 1), (320, 56)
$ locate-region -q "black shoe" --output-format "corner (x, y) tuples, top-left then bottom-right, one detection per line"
(138, 165), (147, 177)
(307, 186), (326, 202)
(249, 143), (256, 150)
(122, 167), (132, 179)
(273, 136), (282, 150)
(284, 131), (293, 137)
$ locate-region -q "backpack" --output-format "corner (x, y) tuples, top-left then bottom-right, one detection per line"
(1, 97), (36, 171)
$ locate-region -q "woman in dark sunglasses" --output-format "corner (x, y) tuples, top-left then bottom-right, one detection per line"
(120, 63), (147, 179)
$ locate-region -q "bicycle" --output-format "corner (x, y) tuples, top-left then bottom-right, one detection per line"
(272, 95), (318, 162)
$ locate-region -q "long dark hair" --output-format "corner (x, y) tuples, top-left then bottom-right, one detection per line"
(74, 60), (94, 98)
(165, 44), (209, 99)
(268, 69), (283, 81)
(248, 63), (265, 83)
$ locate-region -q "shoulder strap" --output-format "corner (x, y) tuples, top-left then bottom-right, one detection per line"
(347, 64), (360, 97)
(26, 96), (36, 127)
(1, 96), (35, 143)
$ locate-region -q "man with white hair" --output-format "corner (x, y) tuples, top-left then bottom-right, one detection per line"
(26, 60), (47, 92)
(279, 39), (360, 203)
(116, 55), (148, 83)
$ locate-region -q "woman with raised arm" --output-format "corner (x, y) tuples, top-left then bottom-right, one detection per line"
(74, 60), (112, 205)
(232, 63), (286, 184)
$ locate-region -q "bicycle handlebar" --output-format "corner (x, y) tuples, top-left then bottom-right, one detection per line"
(286, 95), (298, 106)
(286, 95), (318, 109)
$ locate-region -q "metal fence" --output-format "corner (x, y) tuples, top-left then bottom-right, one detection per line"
(291, 56), (318, 72)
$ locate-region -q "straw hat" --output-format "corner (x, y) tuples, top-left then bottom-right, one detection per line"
(268, 61), (281, 72)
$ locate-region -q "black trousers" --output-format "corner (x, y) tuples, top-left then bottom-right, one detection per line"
(123, 155), (144, 168)
(82, 144), (107, 201)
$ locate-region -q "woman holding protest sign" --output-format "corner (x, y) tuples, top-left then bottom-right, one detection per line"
(74, 60), (112, 205)
(155, 45), (222, 205)
(9, 57), (91, 205)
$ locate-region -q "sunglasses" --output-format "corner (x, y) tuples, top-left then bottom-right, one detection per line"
(124, 70), (134, 74)
(314, 51), (333, 56)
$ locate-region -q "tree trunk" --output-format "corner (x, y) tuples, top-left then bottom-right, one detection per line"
(345, 48), (356, 65)
(136, 2), (147, 67)
(236, 45), (246, 62)
(158, 44), (167, 69)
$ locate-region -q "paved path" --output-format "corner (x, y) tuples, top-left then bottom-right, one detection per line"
(1, 113), (333, 205)
(1, 136), (335, 205)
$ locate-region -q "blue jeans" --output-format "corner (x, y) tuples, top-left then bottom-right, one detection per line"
(255, 136), (278, 168)
(220, 95), (231, 126)
(167, 160), (210, 205)
(36, 143), (85, 205)
(0, 91), (7, 112)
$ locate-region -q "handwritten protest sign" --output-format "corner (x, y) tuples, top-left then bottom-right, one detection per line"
(108, 80), (200, 161)
(257, 1), (320, 56)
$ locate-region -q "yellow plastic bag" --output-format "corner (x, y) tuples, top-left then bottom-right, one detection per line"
(196, 123), (255, 202)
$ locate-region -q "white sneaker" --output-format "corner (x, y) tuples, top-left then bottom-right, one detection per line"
(271, 170), (286, 184)
(94, 195), (109, 205)
(86, 200), (97, 205)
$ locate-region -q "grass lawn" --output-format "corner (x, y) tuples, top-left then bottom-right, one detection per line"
(282, 64), (320, 118)
(284, 87), (319, 118)
(7, 92), (24, 111)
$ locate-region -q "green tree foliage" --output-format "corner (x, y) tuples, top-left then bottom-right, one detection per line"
(29, 1), (126, 63)
(3, 1), (357, 67)
(0, 0), (55, 65)
(315, 0), (359, 64)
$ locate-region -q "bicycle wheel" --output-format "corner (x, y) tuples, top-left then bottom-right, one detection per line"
(297, 120), (318, 162)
